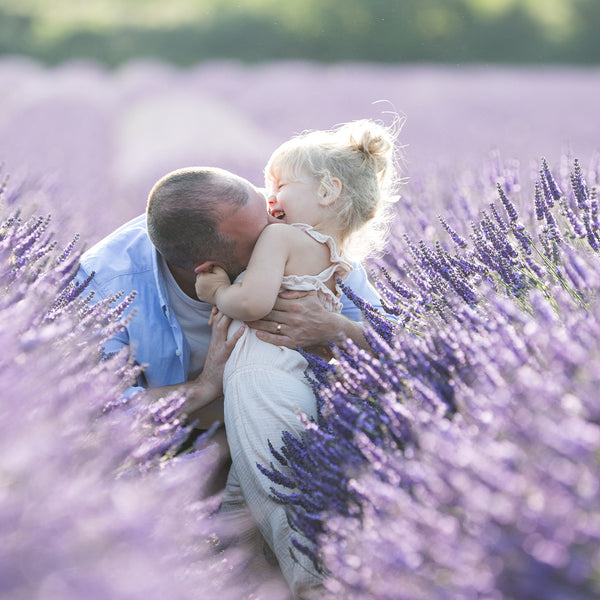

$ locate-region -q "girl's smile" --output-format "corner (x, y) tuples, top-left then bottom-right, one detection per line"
(267, 175), (323, 227)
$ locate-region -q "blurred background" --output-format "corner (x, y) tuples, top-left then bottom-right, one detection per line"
(2, 0), (599, 66)
(0, 0), (598, 243)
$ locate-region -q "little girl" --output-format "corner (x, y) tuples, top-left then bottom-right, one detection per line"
(195, 119), (398, 598)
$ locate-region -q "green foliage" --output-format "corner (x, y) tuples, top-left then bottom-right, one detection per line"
(0, 0), (598, 66)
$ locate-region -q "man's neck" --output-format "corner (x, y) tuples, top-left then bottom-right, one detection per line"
(166, 262), (198, 300)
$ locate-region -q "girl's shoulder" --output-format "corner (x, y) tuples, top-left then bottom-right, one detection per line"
(260, 223), (330, 256)
(256, 223), (310, 256)
(262, 222), (293, 235)
(261, 221), (330, 259)
(261, 222), (312, 243)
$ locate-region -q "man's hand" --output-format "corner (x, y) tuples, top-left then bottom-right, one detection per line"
(143, 308), (244, 428)
(194, 265), (230, 304)
(247, 289), (363, 350)
(187, 308), (244, 415)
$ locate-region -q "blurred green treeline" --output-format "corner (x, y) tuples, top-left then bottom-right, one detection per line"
(0, 0), (598, 66)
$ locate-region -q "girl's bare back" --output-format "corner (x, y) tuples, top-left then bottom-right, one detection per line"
(283, 224), (339, 295)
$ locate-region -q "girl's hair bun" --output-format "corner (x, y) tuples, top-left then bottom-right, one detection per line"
(343, 120), (395, 184)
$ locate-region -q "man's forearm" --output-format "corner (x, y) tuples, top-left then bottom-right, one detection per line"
(187, 396), (224, 427)
(335, 313), (369, 349)
(304, 312), (369, 360)
(319, 311), (370, 352)
(142, 379), (224, 427)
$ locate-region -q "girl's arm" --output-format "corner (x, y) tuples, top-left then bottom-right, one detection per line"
(195, 223), (290, 321)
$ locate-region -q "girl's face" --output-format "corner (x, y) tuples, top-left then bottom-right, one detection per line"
(267, 169), (322, 226)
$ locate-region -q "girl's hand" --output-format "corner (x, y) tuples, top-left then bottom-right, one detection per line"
(194, 265), (230, 304)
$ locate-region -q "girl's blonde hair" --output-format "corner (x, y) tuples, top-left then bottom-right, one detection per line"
(265, 119), (400, 261)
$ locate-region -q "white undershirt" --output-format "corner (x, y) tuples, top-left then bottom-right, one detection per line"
(158, 255), (214, 380)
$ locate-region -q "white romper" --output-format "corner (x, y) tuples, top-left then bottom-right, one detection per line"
(221, 223), (352, 597)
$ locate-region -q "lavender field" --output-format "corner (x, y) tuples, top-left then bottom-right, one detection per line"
(1, 58), (599, 242)
(1, 58), (600, 599)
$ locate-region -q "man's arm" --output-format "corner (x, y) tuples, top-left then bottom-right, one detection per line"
(251, 289), (366, 349)
(141, 309), (244, 426)
(77, 257), (244, 425)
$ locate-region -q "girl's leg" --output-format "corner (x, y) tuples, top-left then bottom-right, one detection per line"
(223, 365), (322, 599)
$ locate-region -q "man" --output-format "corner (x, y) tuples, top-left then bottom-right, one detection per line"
(77, 166), (383, 597)
(77, 166), (381, 426)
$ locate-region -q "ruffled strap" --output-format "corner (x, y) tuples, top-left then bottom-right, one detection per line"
(290, 223), (353, 282)
(282, 223), (353, 313)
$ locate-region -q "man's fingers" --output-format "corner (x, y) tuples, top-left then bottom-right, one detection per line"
(227, 324), (245, 348)
(255, 329), (292, 347)
(210, 308), (242, 347)
(277, 289), (310, 300)
(213, 310), (232, 327)
(218, 314), (233, 328)
(273, 290), (317, 308)
(208, 305), (221, 326)
(246, 317), (282, 331)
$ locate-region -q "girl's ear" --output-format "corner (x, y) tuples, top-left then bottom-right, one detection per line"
(320, 177), (342, 207)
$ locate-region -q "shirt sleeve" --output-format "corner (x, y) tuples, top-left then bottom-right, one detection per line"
(75, 263), (146, 397)
(340, 263), (383, 322)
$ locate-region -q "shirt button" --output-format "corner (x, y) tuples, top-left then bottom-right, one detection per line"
(175, 349), (181, 356)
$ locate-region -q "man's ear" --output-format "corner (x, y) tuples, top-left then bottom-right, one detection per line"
(194, 261), (215, 275)
(320, 177), (342, 207)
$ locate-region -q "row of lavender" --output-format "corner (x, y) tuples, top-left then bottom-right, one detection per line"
(263, 152), (600, 598)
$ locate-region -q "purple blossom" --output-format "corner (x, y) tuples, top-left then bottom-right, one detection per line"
(438, 215), (468, 249)
(497, 182), (519, 223)
(319, 288), (600, 599)
(571, 158), (590, 210)
(541, 156), (563, 205)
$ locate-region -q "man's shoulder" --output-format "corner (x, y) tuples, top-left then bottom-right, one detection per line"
(346, 262), (368, 283)
(79, 214), (156, 290)
(340, 261), (384, 320)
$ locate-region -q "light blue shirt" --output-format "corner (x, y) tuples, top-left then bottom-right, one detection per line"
(77, 214), (383, 396)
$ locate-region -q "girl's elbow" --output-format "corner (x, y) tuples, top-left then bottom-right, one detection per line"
(243, 306), (271, 322)
(240, 298), (273, 321)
